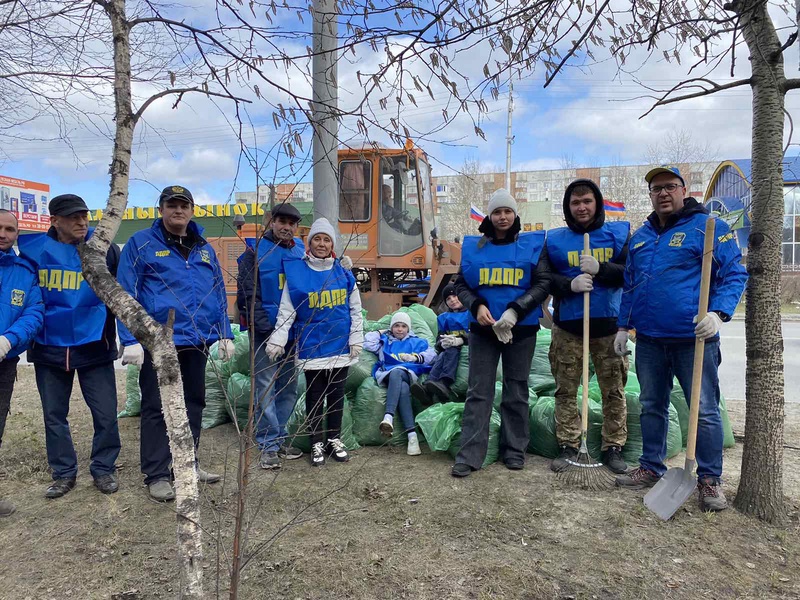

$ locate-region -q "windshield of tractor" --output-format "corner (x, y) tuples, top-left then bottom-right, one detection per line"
(379, 155), (423, 256)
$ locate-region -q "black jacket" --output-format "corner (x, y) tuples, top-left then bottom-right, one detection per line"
(453, 216), (551, 341)
(27, 227), (120, 370)
(546, 178), (629, 339)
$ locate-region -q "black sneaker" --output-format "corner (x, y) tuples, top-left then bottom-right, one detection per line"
(94, 473), (119, 494)
(550, 445), (578, 473)
(326, 438), (350, 462)
(424, 380), (450, 403)
(259, 451), (281, 470)
(278, 444), (303, 460)
(698, 477), (728, 512)
(45, 478), (77, 499)
(601, 446), (628, 474)
(410, 382), (431, 405)
(615, 466), (660, 489)
(451, 463), (474, 478)
(311, 442), (326, 467)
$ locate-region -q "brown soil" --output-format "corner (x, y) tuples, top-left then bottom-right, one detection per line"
(0, 367), (798, 600)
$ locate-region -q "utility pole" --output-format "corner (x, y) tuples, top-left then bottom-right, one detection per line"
(505, 81), (514, 192)
(312, 0), (339, 240)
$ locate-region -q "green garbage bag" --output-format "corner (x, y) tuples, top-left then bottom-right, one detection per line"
(445, 404), (502, 468)
(226, 372), (252, 430)
(529, 328), (556, 396)
(351, 378), (414, 446)
(210, 324), (251, 376)
(287, 395), (360, 453)
(373, 308), (435, 345)
(117, 364), (141, 418)
(345, 350), (378, 397)
(448, 346), (471, 400)
(202, 359), (232, 429)
(407, 304), (438, 339)
(415, 403), (463, 451)
(670, 382), (735, 449)
(619, 391), (682, 464)
(528, 396), (560, 458)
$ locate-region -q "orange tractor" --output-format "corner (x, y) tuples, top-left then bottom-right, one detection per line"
(209, 141), (461, 319)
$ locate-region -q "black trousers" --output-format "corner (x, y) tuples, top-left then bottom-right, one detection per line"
(0, 357), (19, 449)
(304, 367), (347, 446)
(456, 332), (536, 470)
(139, 346), (207, 485)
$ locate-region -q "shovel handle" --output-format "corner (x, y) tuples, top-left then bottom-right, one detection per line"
(581, 234), (591, 432)
(686, 218), (716, 462)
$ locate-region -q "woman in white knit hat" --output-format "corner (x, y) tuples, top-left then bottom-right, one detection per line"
(268, 217), (363, 467)
(362, 311), (436, 456)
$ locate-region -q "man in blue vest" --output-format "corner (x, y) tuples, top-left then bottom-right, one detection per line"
(0, 209), (44, 517)
(451, 189), (551, 477)
(545, 179), (630, 475)
(118, 185), (233, 502)
(614, 166), (747, 512)
(18, 194), (122, 499)
(236, 203), (305, 470)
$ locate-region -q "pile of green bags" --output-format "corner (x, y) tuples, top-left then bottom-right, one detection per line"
(415, 402), (501, 468)
(117, 364), (142, 418)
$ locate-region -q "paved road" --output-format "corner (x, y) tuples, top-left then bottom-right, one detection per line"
(719, 320), (800, 403)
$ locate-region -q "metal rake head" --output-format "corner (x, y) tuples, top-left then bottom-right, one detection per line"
(557, 450), (615, 491)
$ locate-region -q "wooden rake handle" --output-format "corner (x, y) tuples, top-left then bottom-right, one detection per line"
(581, 233), (591, 432)
(686, 218), (716, 462)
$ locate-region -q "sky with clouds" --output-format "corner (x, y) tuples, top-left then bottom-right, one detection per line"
(1, 0), (798, 210)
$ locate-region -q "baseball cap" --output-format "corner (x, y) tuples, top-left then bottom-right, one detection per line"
(159, 185), (194, 205)
(49, 194), (90, 216)
(644, 166), (685, 186)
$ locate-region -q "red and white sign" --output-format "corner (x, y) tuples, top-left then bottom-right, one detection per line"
(0, 175), (50, 232)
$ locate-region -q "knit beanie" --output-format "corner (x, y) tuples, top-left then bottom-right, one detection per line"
(308, 217), (337, 245)
(390, 312), (411, 329)
(487, 188), (518, 215)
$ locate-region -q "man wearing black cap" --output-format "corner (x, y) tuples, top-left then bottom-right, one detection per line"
(236, 202), (306, 469)
(117, 185), (233, 502)
(18, 194), (122, 499)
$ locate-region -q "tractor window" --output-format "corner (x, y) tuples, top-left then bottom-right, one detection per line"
(339, 160), (371, 222)
(379, 156), (424, 256)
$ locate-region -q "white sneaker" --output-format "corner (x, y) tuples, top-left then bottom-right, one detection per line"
(311, 442), (326, 467)
(326, 438), (350, 462)
(379, 419), (394, 437)
(407, 436), (421, 456)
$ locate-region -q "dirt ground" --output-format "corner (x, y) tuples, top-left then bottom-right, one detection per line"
(1, 367), (799, 600)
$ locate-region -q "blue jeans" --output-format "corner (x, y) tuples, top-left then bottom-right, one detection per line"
(253, 330), (298, 453)
(34, 362), (121, 480)
(635, 335), (723, 481)
(384, 369), (415, 433)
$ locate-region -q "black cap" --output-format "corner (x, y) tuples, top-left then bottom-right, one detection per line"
(49, 194), (89, 216)
(442, 284), (457, 299)
(270, 202), (301, 222)
(159, 185), (194, 206)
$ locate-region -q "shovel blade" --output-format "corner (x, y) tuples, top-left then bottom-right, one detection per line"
(643, 467), (697, 521)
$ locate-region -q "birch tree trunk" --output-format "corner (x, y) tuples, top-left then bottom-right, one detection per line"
(733, 0), (787, 524)
(78, 0), (205, 594)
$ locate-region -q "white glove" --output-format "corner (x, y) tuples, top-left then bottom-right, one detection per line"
(570, 273), (594, 293)
(122, 343), (145, 366)
(694, 312), (722, 340)
(441, 335), (464, 349)
(0, 336), (11, 361)
(580, 254), (600, 275)
(266, 343), (285, 361)
(494, 308), (518, 330)
(340, 255), (353, 270)
(613, 331), (630, 356)
(349, 344), (362, 359)
(492, 323), (513, 344)
(218, 339), (235, 361)
(397, 353), (418, 363)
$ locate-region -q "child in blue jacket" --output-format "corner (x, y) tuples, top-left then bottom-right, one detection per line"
(363, 312), (435, 456)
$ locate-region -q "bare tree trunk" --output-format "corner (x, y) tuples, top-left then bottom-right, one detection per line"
(733, 0), (787, 524)
(79, 0), (205, 595)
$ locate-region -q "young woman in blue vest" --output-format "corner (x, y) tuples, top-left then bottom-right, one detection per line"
(267, 218), (363, 467)
(0, 209), (44, 517)
(363, 312), (436, 456)
(18, 194), (122, 499)
(410, 283), (470, 404)
(451, 189), (551, 477)
(545, 179), (631, 475)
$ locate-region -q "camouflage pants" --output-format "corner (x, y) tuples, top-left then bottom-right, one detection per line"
(548, 326), (628, 450)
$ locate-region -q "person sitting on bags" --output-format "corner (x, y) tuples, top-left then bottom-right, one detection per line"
(267, 218), (364, 467)
(411, 283), (470, 405)
(363, 312), (435, 456)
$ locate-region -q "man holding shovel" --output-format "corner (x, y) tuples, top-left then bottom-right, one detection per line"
(613, 167), (747, 512)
